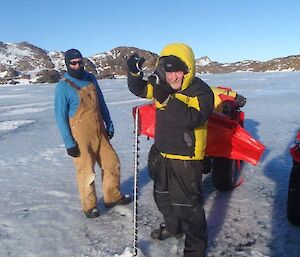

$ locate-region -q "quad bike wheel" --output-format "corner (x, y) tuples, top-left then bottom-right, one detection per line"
(202, 157), (212, 174)
(287, 162), (300, 226)
(212, 157), (243, 191)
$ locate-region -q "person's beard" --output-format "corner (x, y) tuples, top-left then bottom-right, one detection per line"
(67, 65), (84, 79)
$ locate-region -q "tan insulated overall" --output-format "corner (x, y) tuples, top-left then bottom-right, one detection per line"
(64, 78), (122, 212)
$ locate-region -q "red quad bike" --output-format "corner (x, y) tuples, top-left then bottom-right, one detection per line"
(287, 130), (300, 226)
(204, 95), (246, 191)
(132, 86), (265, 192)
(204, 89), (265, 191)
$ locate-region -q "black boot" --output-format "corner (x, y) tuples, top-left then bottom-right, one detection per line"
(84, 207), (100, 218)
(104, 194), (131, 208)
(151, 223), (183, 240)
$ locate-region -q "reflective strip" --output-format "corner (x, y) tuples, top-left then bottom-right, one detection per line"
(171, 203), (193, 207)
(154, 189), (169, 194)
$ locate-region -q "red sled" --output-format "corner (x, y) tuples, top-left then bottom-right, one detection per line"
(290, 130), (300, 163)
(287, 130), (300, 226)
(133, 98), (265, 191)
(206, 112), (265, 166)
(133, 103), (264, 164)
(290, 146), (300, 163)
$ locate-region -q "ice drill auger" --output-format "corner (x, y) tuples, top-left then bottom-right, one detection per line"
(132, 107), (140, 256)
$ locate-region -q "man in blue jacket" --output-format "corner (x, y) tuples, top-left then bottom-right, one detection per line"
(54, 49), (130, 218)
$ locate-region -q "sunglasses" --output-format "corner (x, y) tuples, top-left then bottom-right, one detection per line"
(69, 60), (84, 66)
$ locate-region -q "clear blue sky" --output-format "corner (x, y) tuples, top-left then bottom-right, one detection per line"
(2, 0), (299, 63)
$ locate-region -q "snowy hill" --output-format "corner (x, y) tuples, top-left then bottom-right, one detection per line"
(0, 42), (158, 84)
(0, 41), (300, 85)
(198, 56), (300, 74)
(0, 72), (300, 257)
(196, 56), (211, 66)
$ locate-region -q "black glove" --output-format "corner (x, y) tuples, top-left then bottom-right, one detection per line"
(235, 94), (247, 107)
(148, 74), (170, 104)
(107, 123), (114, 139)
(126, 53), (145, 74)
(154, 57), (167, 82)
(148, 58), (177, 104)
(107, 131), (114, 140)
(67, 144), (80, 158)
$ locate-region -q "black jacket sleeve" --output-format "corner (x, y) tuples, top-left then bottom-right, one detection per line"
(127, 72), (148, 98)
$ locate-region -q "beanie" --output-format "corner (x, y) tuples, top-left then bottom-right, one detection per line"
(163, 55), (188, 73)
(64, 49), (83, 64)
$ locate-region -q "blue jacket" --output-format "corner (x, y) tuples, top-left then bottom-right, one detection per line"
(54, 71), (113, 148)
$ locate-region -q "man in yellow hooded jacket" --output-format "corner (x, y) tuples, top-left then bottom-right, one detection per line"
(127, 43), (214, 257)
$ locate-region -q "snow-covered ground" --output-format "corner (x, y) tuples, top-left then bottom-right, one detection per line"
(0, 72), (300, 257)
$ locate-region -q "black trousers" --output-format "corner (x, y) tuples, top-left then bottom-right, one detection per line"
(154, 157), (208, 257)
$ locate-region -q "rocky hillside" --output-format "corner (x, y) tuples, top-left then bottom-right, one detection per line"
(199, 56), (300, 73)
(0, 41), (299, 84)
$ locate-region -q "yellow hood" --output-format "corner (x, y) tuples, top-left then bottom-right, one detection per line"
(159, 43), (195, 91)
